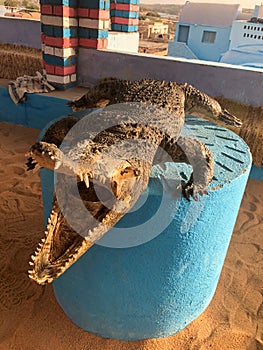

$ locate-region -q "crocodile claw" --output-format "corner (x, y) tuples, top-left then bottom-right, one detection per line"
(182, 183), (208, 201)
(219, 109), (242, 128)
(26, 156), (38, 171)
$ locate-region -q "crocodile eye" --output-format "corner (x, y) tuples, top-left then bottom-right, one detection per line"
(134, 169), (140, 176)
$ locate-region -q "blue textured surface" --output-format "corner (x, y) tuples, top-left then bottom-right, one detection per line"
(53, 179), (248, 340)
(37, 114), (251, 340)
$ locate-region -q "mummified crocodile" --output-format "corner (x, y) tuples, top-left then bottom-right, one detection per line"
(26, 78), (242, 285)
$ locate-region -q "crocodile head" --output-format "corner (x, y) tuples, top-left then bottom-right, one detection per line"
(181, 83), (243, 128)
(28, 152), (149, 285)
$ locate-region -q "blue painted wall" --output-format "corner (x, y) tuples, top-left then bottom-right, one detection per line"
(0, 87), (71, 129)
(172, 23), (231, 62)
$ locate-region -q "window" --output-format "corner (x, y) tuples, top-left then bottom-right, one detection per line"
(178, 25), (190, 43)
(202, 31), (216, 43)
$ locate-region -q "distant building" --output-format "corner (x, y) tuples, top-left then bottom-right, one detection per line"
(0, 5), (6, 16)
(139, 20), (169, 40)
(148, 21), (169, 38)
(228, 5), (263, 50)
(220, 4), (263, 68)
(168, 2), (240, 61)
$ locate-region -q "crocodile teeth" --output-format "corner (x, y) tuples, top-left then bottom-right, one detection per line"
(51, 156), (55, 160)
(31, 255), (36, 261)
(41, 238), (45, 243)
(84, 173), (89, 188)
(79, 173), (83, 181)
(28, 270), (33, 275)
(54, 160), (62, 170)
(95, 174), (106, 184)
(28, 274), (34, 279)
(29, 261), (34, 266)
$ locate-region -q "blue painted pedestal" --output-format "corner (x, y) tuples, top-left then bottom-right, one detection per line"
(40, 115), (251, 341)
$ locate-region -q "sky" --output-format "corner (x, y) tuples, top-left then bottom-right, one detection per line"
(141, 0), (260, 9)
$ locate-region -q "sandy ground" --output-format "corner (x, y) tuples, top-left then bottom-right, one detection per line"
(0, 121), (263, 350)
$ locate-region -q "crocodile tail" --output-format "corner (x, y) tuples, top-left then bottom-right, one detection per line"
(67, 97), (111, 111)
(67, 95), (91, 111)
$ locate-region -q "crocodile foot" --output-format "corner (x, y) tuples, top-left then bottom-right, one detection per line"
(182, 181), (209, 201)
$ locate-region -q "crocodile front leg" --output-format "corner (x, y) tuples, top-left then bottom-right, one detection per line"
(181, 83), (242, 128)
(160, 136), (214, 200)
(26, 116), (80, 172)
(26, 141), (76, 175)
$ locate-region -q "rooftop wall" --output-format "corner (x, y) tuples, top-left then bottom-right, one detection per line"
(78, 49), (263, 107)
(0, 16), (41, 48)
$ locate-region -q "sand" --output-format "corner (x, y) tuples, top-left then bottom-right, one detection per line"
(0, 121), (263, 350)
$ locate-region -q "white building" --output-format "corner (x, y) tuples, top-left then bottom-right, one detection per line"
(229, 8), (263, 50)
(220, 4), (263, 68)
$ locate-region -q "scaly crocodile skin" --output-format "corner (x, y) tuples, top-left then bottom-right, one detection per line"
(26, 78), (242, 284)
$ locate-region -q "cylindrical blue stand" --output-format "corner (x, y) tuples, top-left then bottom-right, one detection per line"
(40, 115), (251, 341)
